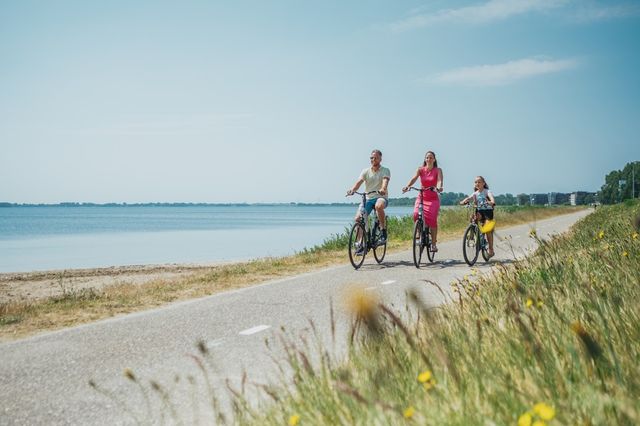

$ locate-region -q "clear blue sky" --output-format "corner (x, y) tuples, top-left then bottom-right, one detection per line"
(1, 0), (639, 203)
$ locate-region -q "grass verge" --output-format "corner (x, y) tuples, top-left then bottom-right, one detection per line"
(1, 205), (582, 341)
(235, 201), (639, 425)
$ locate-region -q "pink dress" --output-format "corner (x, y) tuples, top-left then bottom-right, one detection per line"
(413, 167), (440, 227)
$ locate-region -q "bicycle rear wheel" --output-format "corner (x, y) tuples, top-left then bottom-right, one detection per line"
(481, 234), (490, 262)
(462, 224), (480, 266)
(412, 220), (424, 268)
(372, 223), (386, 264)
(348, 222), (366, 269)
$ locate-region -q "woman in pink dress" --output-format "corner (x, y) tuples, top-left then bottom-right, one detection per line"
(402, 151), (444, 252)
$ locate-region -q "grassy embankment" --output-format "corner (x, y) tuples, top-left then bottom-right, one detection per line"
(231, 201), (639, 425)
(1, 205), (581, 339)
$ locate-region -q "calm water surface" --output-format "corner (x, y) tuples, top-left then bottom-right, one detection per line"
(0, 205), (412, 272)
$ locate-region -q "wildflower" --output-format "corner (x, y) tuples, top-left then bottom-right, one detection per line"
(537, 300), (544, 308)
(518, 412), (533, 426)
(533, 402), (555, 421)
(598, 230), (605, 239)
(532, 421), (546, 426)
(623, 251), (629, 257)
(288, 414), (300, 426)
(344, 286), (378, 320)
(633, 232), (638, 240)
(403, 406), (415, 419)
(526, 298), (534, 308)
(417, 370), (436, 390)
(417, 370), (432, 383)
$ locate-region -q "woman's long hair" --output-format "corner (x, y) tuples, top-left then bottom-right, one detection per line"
(422, 151), (438, 168)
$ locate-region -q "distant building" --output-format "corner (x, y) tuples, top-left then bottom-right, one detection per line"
(570, 192), (597, 205)
(530, 193), (548, 205)
(548, 192), (571, 205)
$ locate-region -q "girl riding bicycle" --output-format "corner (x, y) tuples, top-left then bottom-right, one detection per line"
(402, 151), (443, 252)
(459, 176), (496, 257)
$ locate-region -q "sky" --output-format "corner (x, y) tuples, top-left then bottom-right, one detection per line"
(1, 0), (639, 204)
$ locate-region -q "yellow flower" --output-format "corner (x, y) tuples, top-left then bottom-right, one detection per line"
(532, 422), (546, 426)
(537, 300), (544, 308)
(622, 251), (629, 257)
(288, 414), (300, 426)
(598, 230), (605, 239)
(633, 232), (638, 240)
(403, 406), (415, 419)
(417, 370), (432, 383)
(526, 298), (534, 308)
(518, 412), (533, 426)
(533, 403), (555, 420)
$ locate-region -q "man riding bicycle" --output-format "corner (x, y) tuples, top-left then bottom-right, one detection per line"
(346, 149), (391, 251)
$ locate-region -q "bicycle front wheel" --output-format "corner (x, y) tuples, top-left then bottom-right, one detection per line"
(372, 223), (386, 264)
(412, 220), (424, 268)
(462, 224), (480, 266)
(348, 222), (366, 269)
(426, 227), (435, 262)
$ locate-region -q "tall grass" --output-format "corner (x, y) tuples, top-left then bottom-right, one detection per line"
(237, 201), (640, 425)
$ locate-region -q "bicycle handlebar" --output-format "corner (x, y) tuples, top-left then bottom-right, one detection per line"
(347, 190), (383, 197)
(407, 186), (438, 193)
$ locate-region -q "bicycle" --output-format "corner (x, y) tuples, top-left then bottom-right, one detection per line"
(346, 191), (387, 269)
(461, 204), (491, 266)
(407, 186), (438, 268)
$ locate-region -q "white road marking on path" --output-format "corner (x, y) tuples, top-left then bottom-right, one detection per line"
(206, 338), (225, 348)
(381, 280), (396, 286)
(239, 325), (271, 336)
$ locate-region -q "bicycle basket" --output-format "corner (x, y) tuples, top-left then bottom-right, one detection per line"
(479, 219), (496, 234)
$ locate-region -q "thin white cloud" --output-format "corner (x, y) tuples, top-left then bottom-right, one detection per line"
(390, 0), (568, 32)
(429, 57), (579, 86)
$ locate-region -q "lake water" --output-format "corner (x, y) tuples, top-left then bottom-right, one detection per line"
(0, 205), (413, 273)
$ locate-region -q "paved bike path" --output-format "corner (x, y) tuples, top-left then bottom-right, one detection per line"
(0, 210), (591, 425)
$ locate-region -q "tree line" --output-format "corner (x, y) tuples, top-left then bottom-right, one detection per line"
(599, 161), (639, 204)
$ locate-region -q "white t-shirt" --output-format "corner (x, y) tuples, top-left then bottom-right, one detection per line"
(360, 166), (391, 199)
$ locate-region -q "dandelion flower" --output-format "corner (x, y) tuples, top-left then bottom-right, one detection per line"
(526, 298), (534, 308)
(403, 406), (415, 419)
(598, 230), (605, 239)
(288, 414), (300, 426)
(417, 371), (432, 383)
(518, 412), (533, 426)
(533, 403), (555, 420)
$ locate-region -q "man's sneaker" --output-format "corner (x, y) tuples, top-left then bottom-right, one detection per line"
(379, 229), (387, 244)
(355, 243), (364, 256)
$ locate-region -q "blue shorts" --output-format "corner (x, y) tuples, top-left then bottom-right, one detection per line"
(359, 197), (388, 216)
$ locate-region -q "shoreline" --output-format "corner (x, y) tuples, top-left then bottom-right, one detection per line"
(0, 262), (233, 305)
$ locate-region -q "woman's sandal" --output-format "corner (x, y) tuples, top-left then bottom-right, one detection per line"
(431, 244), (438, 252)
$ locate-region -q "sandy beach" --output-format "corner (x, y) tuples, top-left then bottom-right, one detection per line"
(0, 264), (220, 304)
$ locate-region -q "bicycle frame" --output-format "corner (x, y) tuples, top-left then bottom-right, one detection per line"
(355, 191), (380, 251)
